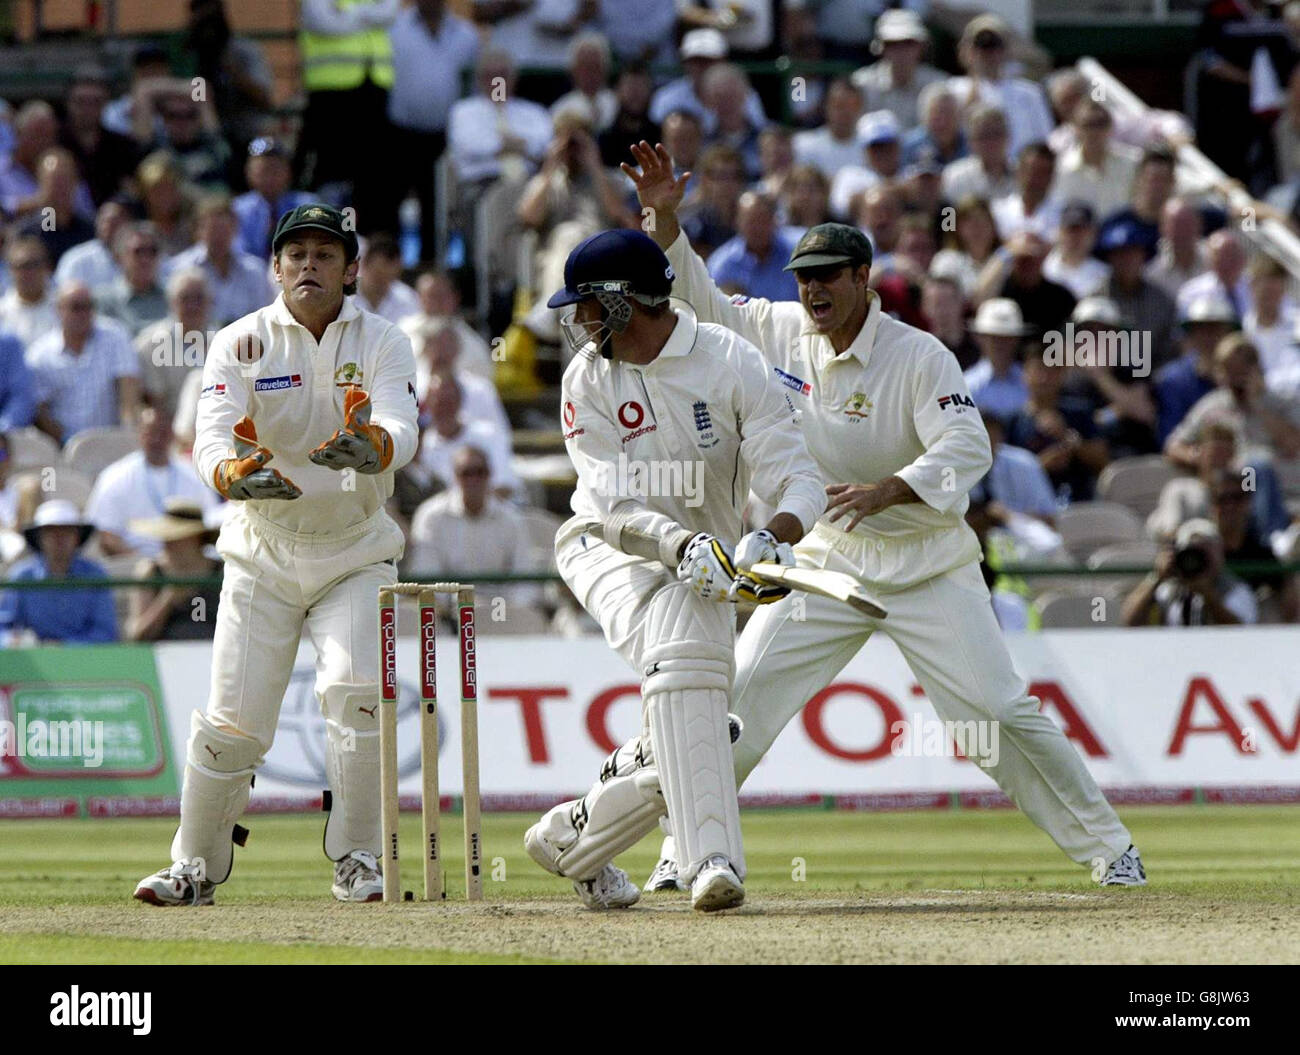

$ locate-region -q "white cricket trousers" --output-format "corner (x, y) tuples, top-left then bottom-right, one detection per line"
(732, 522), (1133, 867)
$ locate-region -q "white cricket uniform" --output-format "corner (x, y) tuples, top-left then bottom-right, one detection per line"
(537, 307), (824, 882)
(182, 292), (418, 872)
(664, 230), (1133, 868)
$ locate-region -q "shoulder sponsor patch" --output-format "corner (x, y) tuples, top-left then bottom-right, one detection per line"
(773, 366), (812, 396)
(729, 294), (750, 305)
(254, 374), (303, 392)
(937, 393), (975, 412)
(199, 383), (227, 399)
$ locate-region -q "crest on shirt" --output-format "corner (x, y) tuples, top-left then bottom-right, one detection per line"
(692, 400), (718, 448)
(842, 391), (873, 420)
(335, 362), (363, 387)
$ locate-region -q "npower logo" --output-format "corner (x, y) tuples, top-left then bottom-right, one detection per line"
(421, 604), (438, 697)
(380, 605), (397, 701)
(460, 606), (477, 699)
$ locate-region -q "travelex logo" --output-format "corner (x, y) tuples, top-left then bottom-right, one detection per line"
(254, 374), (303, 392)
(774, 366), (812, 396)
(199, 383), (227, 399)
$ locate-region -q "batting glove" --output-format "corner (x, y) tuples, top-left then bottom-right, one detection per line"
(676, 532), (738, 602)
(727, 529), (794, 605)
(309, 388), (394, 474)
(213, 416), (302, 501)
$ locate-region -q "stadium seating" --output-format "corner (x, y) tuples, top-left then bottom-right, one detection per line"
(62, 427), (140, 481)
(1055, 502), (1145, 564)
(1034, 588), (1127, 628)
(1096, 457), (1183, 521)
(6, 427), (61, 473)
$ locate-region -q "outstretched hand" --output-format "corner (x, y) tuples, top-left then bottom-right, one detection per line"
(621, 142), (689, 244)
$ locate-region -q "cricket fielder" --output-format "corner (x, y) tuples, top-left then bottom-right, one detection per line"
(134, 204), (419, 905)
(522, 229), (826, 911)
(622, 142), (1146, 889)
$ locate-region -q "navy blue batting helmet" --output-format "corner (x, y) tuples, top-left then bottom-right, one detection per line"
(547, 229), (675, 309)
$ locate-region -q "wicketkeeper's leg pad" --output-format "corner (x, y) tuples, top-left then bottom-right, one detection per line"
(170, 710), (263, 884)
(643, 641), (745, 884)
(319, 683), (382, 861)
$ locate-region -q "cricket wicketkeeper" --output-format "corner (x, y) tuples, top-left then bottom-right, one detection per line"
(134, 203), (418, 906)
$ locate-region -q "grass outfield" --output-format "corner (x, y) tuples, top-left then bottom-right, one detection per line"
(1, 805), (1298, 964)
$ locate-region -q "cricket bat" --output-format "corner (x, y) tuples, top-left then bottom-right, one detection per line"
(747, 563), (888, 619)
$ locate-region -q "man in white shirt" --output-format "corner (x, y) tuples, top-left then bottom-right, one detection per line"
(164, 194), (275, 327)
(419, 372), (518, 497)
(353, 234), (419, 322)
(1043, 201), (1110, 300)
(398, 269), (494, 381)
(447, 50), (553, 185)
(648, 29), (766, 135)
(945, 14), (1053, 159)
(409, 320), (508, 435)
(136, 266), (217, 418)
(991, 142), (1062, 242)
(940, 105), (1015, 204)
(523, 227), (826, 911)
(407, 444), (539, 609)
(53, 200), (129, 291)
(550, 32), (618, 132)
(1177, 230), (1252, 323)
(829, 110), (902, 220)
(792, 78), (863, 180)
(1052, 99), (1140, 221)
(0, 236), (59, 349)
(623, 141), (1145, 890)
(851, 9), (944, 131)
(27, 281), (141, 444)
(85, 406), (217, 556)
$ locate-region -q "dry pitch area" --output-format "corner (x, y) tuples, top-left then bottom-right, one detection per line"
(1, 806), (1297, 964)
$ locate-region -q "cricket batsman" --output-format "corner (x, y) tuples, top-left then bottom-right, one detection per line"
(134, 204), (419, 906)
(522, 228), (826, 911)
(622, 142), (1145, 890)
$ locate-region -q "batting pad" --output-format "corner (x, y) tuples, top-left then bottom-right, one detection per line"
(320, 684), (382, 860)
(643, 642), (746, 884)
(537, 740), (665, 881)
(170, 711), (264, 884)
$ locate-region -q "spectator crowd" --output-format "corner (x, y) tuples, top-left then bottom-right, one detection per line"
(2, 0), (1300, 641)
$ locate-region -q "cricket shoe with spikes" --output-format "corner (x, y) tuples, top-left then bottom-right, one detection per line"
(645, 835), (687, 892)
(133, 858), (216, 906)
(691, 855), (744, 912)
(332, 850), (384, 902)
(573, 864), (641, 910)
(1100, 845), (1147, 886)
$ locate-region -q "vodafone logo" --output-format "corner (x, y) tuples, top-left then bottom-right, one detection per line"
(563, 401), (576, 428)
(617, 401), (644, 429)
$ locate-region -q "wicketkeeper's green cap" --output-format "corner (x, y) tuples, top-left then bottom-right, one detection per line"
(272, 203), (359, 262)
(783, 222), (874, 272)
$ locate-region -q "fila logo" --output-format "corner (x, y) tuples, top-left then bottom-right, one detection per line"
(617, 401), (645, 429)
(937, 393), (975, 412)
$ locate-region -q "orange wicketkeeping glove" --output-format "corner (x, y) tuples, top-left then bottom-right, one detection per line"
(308, 387), (393, 474)
(213, 416), (302, 501)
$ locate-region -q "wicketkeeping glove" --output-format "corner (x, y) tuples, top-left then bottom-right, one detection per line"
(213, 416), (302, 501)
(727, 528), (794, 605)
(308, 387), (394, 474)
(676, 532), (739, 602)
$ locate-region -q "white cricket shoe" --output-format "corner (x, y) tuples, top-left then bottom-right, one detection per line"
(645, 856), (687, 892)
(573, 865), (641, 910)
(691, 855), (744, 912)
(1101, 845), (1147, 886)
(332, 850), (384, 902)
(133, 858), (215, 907)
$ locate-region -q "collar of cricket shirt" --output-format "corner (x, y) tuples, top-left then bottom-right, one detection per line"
(646, 307), (698, 364)
(269, 290), (361, 330)
(803, 288), (884, 370)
